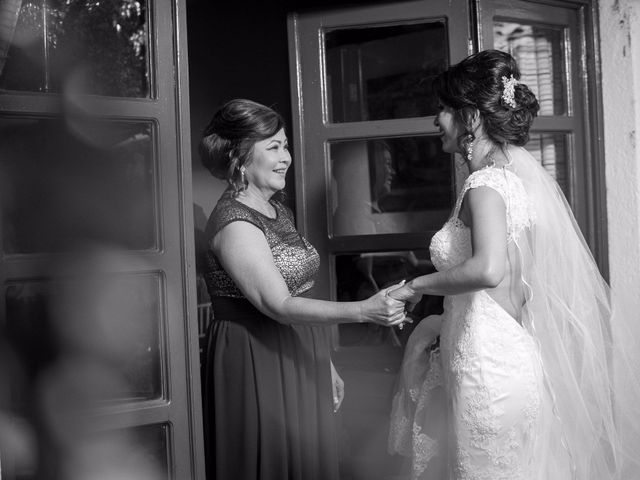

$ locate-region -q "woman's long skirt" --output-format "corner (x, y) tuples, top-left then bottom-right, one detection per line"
(203, 296), (338, 480)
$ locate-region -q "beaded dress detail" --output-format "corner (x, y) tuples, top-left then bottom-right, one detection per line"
(203, 189), (320, 298)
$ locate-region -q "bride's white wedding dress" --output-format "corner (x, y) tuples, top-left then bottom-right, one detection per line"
(389, 149), (640, 480)
(390, 166), (555, 480)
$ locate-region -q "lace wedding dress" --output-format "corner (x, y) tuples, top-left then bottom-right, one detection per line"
(389, 166), (554, 480)
(390, 149), (640, 480)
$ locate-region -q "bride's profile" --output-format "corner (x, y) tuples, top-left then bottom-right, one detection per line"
(387, 49), (640, 480)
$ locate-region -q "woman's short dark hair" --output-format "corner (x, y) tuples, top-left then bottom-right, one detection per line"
(199, 99), (285, 193)
(432, 49), (539, 147)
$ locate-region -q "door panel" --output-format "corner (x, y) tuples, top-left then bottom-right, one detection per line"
(289, 0), (469, 301)
(0, 117), (158, 253)
(288, 2), (468, 478)
(0, 1), (203, 479)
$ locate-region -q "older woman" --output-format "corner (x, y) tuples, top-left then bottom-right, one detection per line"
(199, 99), (406, 480)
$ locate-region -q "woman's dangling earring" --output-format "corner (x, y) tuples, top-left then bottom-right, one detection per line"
(240, 166), (246, 186)
(465, 134), (474, 162)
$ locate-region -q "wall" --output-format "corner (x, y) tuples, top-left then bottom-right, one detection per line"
(599, 0), (640, 323)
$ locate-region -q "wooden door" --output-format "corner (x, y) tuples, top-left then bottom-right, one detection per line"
(288, 2), (469, 478)
(0, 0), (204, 478)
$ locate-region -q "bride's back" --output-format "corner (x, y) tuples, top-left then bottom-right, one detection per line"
(485, 239), (526, 322)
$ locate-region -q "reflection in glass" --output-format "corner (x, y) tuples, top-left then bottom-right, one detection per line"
(324, 21), (448, 123)
(493, 20), (567, 116)
(526, 132), (569, 197)
(0, 0), (149, 96)
(336, 251), (443, 348)
(5, 274), (163, 405)
(0, 117), (156, 254)
(330, 136), (452, 236)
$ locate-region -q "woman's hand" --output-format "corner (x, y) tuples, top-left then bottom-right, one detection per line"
(361, 281), (407, 327)
(387, 281), (422, 312)
(331, 361), (344, 412)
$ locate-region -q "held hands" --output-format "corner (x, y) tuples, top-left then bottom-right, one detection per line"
(363, 280), (408, 328)
(386, 280), (422, 314)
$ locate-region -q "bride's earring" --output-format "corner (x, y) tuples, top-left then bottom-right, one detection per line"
(465, 134), (474, 162)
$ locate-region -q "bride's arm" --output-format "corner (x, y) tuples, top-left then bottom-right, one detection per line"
(389, 186), (507, 302)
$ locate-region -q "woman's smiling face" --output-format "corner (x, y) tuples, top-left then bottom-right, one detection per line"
(244, 128), (291, 195)
(434, 103), (463, 154)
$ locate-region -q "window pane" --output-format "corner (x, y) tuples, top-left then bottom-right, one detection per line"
(5, 274), (163, 406)
(324, 21), (448, 123)
(0, 0), (149, 97)
(124, 423), (170, 480)
(330, 136), (452, 236)
(526, 132), (570, 197)
(0, 422), (170, 479)
(493, 20), (568, 116)
(335, 251), (443, 348)
(0, 117), (157, 254)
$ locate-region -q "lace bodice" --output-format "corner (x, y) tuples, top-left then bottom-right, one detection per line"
(430, 167), (534, 272)
(203, 190), (320, 298)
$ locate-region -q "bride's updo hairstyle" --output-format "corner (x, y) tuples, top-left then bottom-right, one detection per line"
(199, 99), (285, 195)
(432, 49), (539, 147)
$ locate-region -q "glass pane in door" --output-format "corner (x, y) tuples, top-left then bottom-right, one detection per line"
(0, 0), (150, 96)
(324, 20), (448, 122)
(0, 117), (157, 254)
(118, 423), (171, 480)
(5, 274), (164, 406)
(493, 20), (568, 116)
(330, 136), (453, 236)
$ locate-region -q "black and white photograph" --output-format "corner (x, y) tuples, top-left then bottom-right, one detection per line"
(1, 0), (640, 479)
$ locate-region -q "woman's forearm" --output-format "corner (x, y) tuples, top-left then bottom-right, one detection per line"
(259, 287), (404, 327)
(267, 295), (365, 326)
(408, 257), (503, 297)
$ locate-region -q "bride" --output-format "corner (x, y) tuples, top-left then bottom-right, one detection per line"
(387, 50), (640, 480)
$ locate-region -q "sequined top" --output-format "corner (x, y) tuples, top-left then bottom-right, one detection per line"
(202, 190), (320, 299)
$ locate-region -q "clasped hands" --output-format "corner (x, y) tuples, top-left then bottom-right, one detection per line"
(376, 279), (423, 330)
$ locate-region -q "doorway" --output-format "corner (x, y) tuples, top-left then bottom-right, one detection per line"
(186, 0), (606, 478)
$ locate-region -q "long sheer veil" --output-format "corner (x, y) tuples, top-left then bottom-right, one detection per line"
(507, 146), (640, 479)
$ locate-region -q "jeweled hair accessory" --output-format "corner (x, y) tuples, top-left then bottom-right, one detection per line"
(501, 74), (519, 109)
